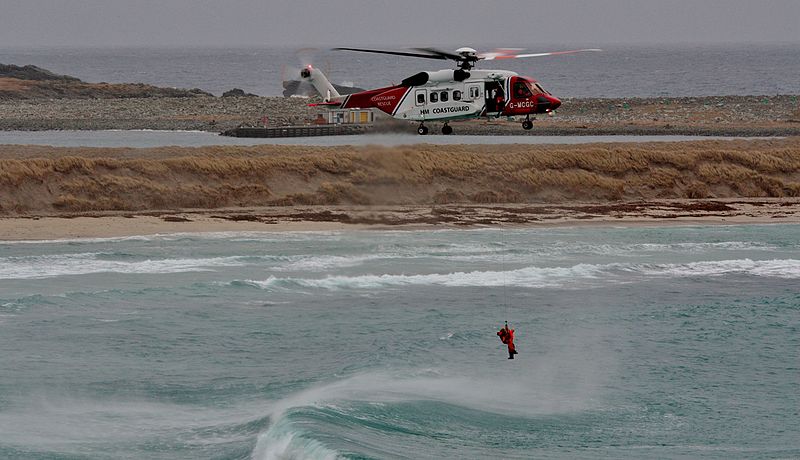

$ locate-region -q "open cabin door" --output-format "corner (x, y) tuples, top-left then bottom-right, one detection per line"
(485, 79), (505, 113)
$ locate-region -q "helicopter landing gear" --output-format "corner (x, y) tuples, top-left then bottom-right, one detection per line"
(417, 123), (429, 135)
(442, 123), (453, 135)
(522, 115), (534, 130)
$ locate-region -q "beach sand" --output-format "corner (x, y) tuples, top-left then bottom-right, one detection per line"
(2, 199), (799, 241)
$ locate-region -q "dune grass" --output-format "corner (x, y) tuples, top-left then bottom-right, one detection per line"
(1, 138), (799, 214)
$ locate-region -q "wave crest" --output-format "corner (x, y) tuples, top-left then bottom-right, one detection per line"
(237, 258), (800, 291)
(0, 253), (249, 279)
(252, 416), (342, 460)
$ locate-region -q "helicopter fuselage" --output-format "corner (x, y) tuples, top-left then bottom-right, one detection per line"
(335, 69), (561, 122)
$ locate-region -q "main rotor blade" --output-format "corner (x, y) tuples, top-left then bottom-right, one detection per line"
(333, 47), (449, 60)
(480, 48), (602, 61)
(411, 47), (466, 61)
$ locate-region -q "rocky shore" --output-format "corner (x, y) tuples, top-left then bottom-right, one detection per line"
(0, 64), (212, 101)
(0, 96), (318, 131)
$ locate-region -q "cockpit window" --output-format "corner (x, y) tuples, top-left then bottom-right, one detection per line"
(533, 83), (548, 95)
(514, 81), (533, 98)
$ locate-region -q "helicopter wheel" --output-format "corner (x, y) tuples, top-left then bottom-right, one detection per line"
(417, 124), (428, 135)
(522, 120), (534, 130)
(442, 124), (453, 135)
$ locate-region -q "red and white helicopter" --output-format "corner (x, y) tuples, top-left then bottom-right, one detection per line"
(297, 46), (600, 134)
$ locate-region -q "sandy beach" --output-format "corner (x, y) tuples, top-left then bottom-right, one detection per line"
(2, 198), (799, 241)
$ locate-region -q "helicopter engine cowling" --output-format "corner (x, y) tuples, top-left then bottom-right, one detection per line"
(453, 69), (471, 81)
(401, 72), (428, 86)
(425, 70), (460, 83)
(400, 69), (471, 87)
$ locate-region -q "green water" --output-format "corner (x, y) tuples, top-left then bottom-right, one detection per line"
(0, 225), (798, 459)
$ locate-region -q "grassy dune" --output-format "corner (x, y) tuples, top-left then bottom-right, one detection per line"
(1, 139), (799, 215)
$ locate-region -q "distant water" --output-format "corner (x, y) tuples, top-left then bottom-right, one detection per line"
(1, 224), (798, 459)
(1, 43), (799, 97)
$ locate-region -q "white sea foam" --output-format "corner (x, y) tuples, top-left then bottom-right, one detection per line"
(573, 240), (777, 256)
(243, 263), (609, 291)
(276, 242), (518, 270)
(637, 258), (800, 279)
(0, 230), (347, 245)
(440, 241), (781, 264)
(277, 253), (387, 271)
(242, 258), (800, 292)
(0, 253), (251, 279)
(252, 416), (342, 460)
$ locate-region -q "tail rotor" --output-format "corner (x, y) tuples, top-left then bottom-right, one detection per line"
(281, 48), (319, 98)
(282, 48), (362, 99)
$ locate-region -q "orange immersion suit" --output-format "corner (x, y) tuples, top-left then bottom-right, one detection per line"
(497, 325), (518, 359)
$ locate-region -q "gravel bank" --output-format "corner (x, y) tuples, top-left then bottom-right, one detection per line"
(0, 95), (798, 136)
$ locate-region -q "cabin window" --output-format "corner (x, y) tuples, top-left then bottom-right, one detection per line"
(453, 90), (462, 101)
(440, 91), (449, 102)
(514, 81), (533, 98)
(416, 92), (425, 105)
(430, 92), (438, 103)
(469, 86), (480, 99)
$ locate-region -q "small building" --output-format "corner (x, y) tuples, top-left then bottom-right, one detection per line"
(326, 108), (375, 125)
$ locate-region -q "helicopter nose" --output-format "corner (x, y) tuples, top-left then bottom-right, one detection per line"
(536, 95), (561, 113)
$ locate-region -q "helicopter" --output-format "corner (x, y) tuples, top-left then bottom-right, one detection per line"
(296, 46), (600, 134)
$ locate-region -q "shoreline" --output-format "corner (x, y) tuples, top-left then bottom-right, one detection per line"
(2, 199), (798, 241)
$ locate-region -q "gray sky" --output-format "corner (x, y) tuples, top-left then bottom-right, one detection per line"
(1, 0), (798, 48)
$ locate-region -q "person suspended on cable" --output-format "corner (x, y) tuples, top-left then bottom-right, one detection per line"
(497, 321), (518, 359)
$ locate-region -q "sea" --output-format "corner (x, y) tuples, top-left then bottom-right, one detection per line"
(1, 224), (798, 459)
(2, 43), (800, 98)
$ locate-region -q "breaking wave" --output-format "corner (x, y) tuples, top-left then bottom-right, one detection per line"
(237, 258), (800, 291)
(277, 253), (389, 272)
(0, 230), (346, 246)
(240, 264), (606, 291)
(251, 340), (614, 459)
(0, 252), (253, 279)
(252, 416), (343, 460)
(634, 258), (800, 278)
